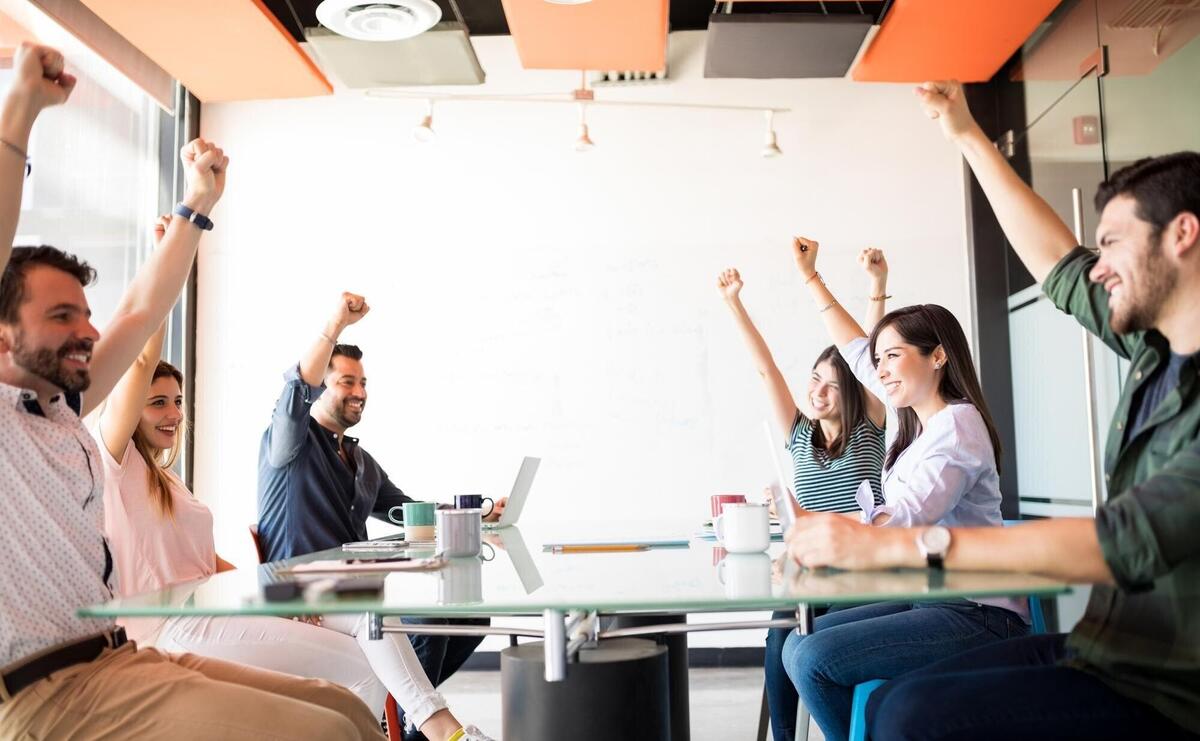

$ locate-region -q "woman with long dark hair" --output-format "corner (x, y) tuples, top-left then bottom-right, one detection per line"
(717, 260), (887, 740)
(780, 237), (1028, 741)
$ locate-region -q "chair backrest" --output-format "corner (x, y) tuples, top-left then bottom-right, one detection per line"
(248, 524), (268, 565)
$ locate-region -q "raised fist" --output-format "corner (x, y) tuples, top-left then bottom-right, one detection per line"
(914, 81), (977, 142)
(333, 292), (370, 329)
(792, 236), (820, 278)
(857, 248), (888, 281)
(8, 42), (76, 113)
(717, 268), (744, 301)
(180, 138), (228, 214)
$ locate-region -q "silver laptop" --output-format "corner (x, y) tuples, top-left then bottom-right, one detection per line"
(482, 456), (540, 530)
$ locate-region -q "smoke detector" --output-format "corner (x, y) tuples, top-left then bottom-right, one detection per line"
(315, 0), (442, 41)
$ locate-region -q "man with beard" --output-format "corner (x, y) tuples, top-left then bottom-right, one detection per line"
(0, 43), (384, 740)
(780, 80), (1200, 741)
(258, 292), (501, 741)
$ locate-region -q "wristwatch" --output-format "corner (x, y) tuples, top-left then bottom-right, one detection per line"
(173, 202), (214, 231)
(916, 525), (952, 570)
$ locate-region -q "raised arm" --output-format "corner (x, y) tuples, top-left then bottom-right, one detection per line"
(83, 139), (227, 416)
(858, 248), (889, 331)
(299, 292), (369, 387)
(97, 216), (172, 461)
(717, 268), (800, 439)
(855, 248), (889, 427)
(916, 81), (1077, 283)
(264, 292), (368, 467)
(0, 43), (76, 274)
(792, 237), (868, 346)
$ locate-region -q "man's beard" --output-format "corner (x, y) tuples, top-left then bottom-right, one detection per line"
(11, 330), (93, 393)
(333, 398), (364, 429)
(1109, 240), (1176, 335)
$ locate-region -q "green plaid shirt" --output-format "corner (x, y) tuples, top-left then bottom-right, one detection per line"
(1044, 247), (1200, 733)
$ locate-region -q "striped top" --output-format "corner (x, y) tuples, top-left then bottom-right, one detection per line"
(787, 412), (886, 513)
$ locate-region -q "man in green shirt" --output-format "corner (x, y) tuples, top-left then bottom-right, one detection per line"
(782, 81), (1199, 739)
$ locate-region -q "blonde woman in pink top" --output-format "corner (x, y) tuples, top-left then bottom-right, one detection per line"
(93, 221), (493, 741)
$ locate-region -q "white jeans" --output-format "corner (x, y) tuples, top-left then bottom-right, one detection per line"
(154, 613), (447, 726)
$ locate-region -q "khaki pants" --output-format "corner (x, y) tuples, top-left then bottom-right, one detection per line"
(0, 642), (386, 740)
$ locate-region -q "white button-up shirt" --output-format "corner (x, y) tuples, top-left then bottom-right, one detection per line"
(840, 338), (1026, 619)
(0, 381), (116, 667)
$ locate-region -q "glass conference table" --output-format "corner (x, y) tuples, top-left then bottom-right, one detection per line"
(79, 521), (1071, 739)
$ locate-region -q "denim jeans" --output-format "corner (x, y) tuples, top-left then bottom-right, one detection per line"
(781, 600), (1028, 741)
(867, 633), (1198, 741)
(398, 616), (488, 741)
(766, 607), (832, 741)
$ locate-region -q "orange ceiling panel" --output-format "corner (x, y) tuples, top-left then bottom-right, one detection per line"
(853, 0), (1061, 83)
(499, 0), (669, 71)
(78, 0), (331, 102)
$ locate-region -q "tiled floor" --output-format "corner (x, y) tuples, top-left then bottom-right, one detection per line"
(440, 667), (825, 741)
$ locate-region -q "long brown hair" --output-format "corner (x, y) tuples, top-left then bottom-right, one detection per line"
(868, 305), (1002, 473)
(808, 345), (871, 460)
(132, 360), (185, 518)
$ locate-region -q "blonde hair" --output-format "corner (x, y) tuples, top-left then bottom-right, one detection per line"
(131, 361), (185, 518)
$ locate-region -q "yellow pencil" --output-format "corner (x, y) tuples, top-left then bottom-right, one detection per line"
(549, 544), (650, 554)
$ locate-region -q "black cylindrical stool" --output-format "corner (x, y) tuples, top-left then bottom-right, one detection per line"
(501, 638), (670, 741)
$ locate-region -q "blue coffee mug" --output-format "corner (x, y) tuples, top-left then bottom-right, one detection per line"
(453, 494), (494, 518)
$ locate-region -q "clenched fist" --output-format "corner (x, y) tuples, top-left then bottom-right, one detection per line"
(915, 81), (979, 142)
(716, 268), (744, 301)
(180, 138), (228, 215)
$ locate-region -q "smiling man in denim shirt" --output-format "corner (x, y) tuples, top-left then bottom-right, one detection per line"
(257, 292), (496, 741)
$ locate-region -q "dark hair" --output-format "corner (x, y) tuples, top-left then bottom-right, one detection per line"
(0, 246), (97, 323)
(868, 304), (1002, 473)
(329, 343), (363, 367)
(809, 345), (870, 460)
(1095, 152), (1200, 240)
(132, 361), (186, 519)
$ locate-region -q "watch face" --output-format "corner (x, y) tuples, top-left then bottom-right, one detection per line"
(921, 526), (952, 554)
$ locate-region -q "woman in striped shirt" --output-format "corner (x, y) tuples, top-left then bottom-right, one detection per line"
(717, 260), (888, 741)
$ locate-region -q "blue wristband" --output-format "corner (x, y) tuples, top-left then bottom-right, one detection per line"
(173, 203), (214, 231)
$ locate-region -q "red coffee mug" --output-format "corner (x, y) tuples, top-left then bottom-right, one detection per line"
(710, 493), (747, 518)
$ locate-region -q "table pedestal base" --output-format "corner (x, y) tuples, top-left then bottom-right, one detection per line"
(501, 638), (670, 740)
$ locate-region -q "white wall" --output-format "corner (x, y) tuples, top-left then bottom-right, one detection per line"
(195, 33), (971, 589)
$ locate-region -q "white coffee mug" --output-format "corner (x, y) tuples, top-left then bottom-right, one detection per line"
(436, 508), (483, 558)
(713, 502), (770, 553)
(716, 553), (772, 599)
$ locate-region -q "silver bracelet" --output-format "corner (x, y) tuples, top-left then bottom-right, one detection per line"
(818, 300), (837, 313)
(318, 331), (336, 345)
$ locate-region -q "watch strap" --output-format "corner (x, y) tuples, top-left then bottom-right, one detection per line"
(173, 203), (214, 231)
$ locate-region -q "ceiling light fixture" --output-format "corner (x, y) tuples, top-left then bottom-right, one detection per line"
(369, 90), (789, 158)
(413, 99), (436, 142)
(761, 109), (782, 158)
(574, 103), (595, 152)
(315, 0), (442, 42)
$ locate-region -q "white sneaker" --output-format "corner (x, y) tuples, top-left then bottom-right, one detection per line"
(461, 725), (496, 741)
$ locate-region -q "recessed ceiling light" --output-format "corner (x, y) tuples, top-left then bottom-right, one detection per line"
(316, 0), (442, 42)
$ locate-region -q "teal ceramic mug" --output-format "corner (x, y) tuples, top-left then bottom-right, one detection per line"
(389, 501), (437, 542)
